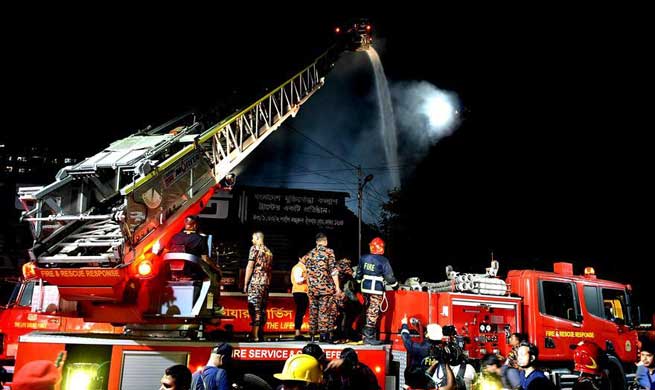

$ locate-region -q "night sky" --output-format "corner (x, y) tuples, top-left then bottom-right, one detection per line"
(2, 9), (652, 313)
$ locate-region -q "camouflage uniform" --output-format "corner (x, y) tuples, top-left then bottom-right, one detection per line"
(247, 245), (273, 326)
(333, 258), (361, 340)
(355, 253), (398, 333)
(302, 245), (338, 334)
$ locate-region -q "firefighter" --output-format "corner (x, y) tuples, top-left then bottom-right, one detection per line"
(400, 315), (444, 387)
(355, 237), (398, 344)
(301, 232), (341, 342)
(243, 231), (273, 342)
(274, 354), (324, 390)
(169, 215), (224, 316)
(333, 258), (361, 342)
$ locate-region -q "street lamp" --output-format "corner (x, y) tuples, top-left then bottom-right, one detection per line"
(358, 168), (374, 261)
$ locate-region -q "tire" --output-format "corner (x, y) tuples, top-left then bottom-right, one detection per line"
(606, 357), (626, 390)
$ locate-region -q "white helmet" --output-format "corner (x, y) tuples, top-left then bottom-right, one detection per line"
(426, 324), (443, 341)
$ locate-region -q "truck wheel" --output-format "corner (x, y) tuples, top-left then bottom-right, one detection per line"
(606, 358), (625, 390)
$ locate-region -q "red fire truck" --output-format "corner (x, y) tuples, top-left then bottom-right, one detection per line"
(7, 23), (379, 390)
(0, 278), (121, 380)
(376, 261), (639, 389)
(10, 261), (641, 390)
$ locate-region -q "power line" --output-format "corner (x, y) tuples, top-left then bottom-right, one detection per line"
(285, 123), (359, 169)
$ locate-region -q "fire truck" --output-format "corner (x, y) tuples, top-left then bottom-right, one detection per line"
(8, 24), (385, 390)
(377, 261), (639, 389)
(0, 278), (122, 381)
(6, 22), (642, 390)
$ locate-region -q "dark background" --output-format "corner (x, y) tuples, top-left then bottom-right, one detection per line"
(1, 8), (651, 316)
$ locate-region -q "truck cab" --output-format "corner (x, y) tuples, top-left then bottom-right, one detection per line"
(0, 278), (121, 381)
(507, 262), (638, 387)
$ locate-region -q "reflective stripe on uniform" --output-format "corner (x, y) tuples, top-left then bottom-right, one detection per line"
(361, 274), (384, 295)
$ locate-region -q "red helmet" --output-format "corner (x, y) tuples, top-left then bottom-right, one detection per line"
(369, 237), (385, 255)
(573, 341), (603, 375)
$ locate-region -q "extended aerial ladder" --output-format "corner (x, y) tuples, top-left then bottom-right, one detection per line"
(17, 29), (370, 325)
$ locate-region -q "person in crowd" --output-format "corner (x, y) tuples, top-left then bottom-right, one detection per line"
(161, 364), (193, 390)
(480, 353), (521, 389)
(191, 342), (233, 390)
(505, 333), (522, 369)
(274, 354), (323, 390)
(636, 337), (655, 389)
(324, 347), (380, 390)
(517, 342), (554, 390)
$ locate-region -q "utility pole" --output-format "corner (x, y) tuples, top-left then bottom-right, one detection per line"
(357, 166), (374, 261)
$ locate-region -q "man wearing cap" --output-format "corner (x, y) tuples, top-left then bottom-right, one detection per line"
(191, 343), (233, 390)
(636, 338), (655, 390)
(355, 237), (398, 344)
(169, 215), (224, 316)
(324, 348), (380, 390)
(400, 315), (446, 388)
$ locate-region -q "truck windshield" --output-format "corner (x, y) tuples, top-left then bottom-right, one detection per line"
(0, 280), (19, 307)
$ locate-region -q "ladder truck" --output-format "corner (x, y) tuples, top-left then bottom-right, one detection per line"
(8, 25), (391, 390)
(16, 31), (363, 327)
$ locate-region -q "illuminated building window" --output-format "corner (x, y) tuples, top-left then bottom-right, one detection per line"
(64, 158), (73, 163)
(4, 166), (13, 173)
(18, 167), (26, 173)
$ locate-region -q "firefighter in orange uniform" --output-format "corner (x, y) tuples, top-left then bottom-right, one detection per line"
(302, 232), (341, 343)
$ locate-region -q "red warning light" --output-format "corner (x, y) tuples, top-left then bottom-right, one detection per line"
(137, 260), (153, 277)
(335, 27), (341, 34)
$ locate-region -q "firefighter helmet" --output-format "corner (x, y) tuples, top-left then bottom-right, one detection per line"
(426, 323), (443, 341)
(369, 237), (385, 255)
(273, 354), (322, 384)
(573, 341), (603, 375)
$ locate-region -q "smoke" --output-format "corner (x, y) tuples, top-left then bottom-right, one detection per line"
(391, 80), (460, 160)
(237, 57), (460, 225)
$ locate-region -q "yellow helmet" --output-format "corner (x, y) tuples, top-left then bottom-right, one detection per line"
(273, 354), (323, 384)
